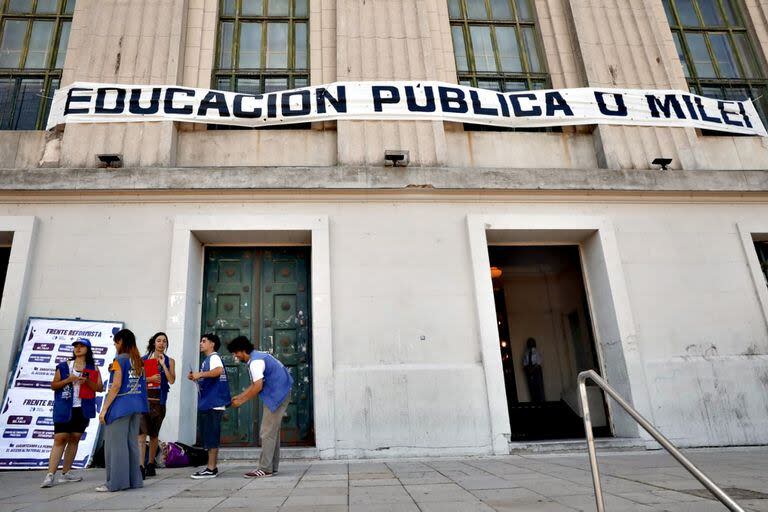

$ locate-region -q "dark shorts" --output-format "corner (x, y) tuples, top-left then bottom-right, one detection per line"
(54, 407), (89, 434)
(139, 400), (166, 437)
(199, 409), (223, 449)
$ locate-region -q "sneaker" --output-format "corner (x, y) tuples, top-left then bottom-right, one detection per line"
(190, 467), (218, 479)
(145, 463), (156, 477)
(40, 473), (56, 488)
(95, 485), (111, 492)
(58, 471), (83, 483)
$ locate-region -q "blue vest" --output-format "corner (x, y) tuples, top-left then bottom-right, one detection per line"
(105, 355), (148, 424)
(197, 353), (231, 411)
(142, 353), (171, 405)
(52, 361), (97, 422)
(250, 350), (293, 412)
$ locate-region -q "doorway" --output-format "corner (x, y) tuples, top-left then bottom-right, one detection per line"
(490, 245), (610, 441)
(200, 247), (314, 447)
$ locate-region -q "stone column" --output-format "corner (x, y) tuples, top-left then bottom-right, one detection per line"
(336, 0), (448, 166)
(56, 0), (188, 168)
(565, 0), (700, 170)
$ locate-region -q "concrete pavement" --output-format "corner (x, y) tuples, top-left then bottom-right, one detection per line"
(2, 447), (768, 511)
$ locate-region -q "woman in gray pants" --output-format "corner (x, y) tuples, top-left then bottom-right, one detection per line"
(96, 329), (148, 492)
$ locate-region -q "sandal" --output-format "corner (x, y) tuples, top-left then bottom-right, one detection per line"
(244, 469), (272, 478)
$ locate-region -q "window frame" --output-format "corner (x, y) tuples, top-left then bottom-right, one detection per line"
(663, 0), (768, 124)
(0, 0), (73, 130)
(448, 0), (550, 92)
(213, 0), (309, 94)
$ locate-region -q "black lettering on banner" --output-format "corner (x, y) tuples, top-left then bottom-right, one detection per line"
(95, 87), (126, 114)
(646, 94), (685, 119)
(316, 86), (347, 114)
(233, 94), (263, 118)
(496, 93), (510, 117)
(509, 93), (542, 117)
(267, 93), (278, 118)
(469, 90), (498, 116)
(545, 91), (574, 116)
(129, 88), (161, 115)
(164, 87), (195, 115)
(372, 85), (401, 112)
(282, 90), (312, 117)
(197, 91), (231, 117)
(694, 96), (722, 124)
(718, 100), (743, 127)
(405, 85), (436, 113)
(681, 95), (699, 120)
(64, 87), (92, 115)
(738, 101), (753, 128)
(594, 91), (627, 117)
(438, 86), (468, 114)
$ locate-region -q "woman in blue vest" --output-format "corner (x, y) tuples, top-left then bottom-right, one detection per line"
(138, 332), (176, 478)
(41, 338), (103, 488)
(227, 335), (293, 478)
(187, 333), (230, 479)
(96, 329), (148, 492)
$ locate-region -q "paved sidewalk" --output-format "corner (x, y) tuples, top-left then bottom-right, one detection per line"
(2, 447), (768, 511)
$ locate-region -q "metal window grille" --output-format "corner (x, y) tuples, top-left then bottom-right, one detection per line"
(214, 0), (309, 95)
(663, 0), (768, 126)
(0, 0), (73, 130)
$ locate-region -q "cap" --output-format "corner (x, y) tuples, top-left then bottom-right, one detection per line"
(71, 338), (91, 349)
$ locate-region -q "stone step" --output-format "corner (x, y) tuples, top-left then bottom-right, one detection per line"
(508, 437), (646, 454)
(220, 446), (319, 461)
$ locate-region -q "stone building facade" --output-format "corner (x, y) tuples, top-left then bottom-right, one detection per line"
(0, 0), (767, 457)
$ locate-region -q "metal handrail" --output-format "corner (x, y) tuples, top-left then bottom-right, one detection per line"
(577, 370), (744, 512)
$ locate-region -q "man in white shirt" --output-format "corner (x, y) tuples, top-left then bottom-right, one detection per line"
(227, 335), (293, 478)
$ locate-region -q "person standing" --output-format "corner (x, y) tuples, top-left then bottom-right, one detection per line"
(227, 336), (293, 478)
(188, 333), (230, 479)
(138, 332), (176, 478)
(41, 338), (103, 488)
(523, 337), (546, 402)
(96, 329), (148, 492)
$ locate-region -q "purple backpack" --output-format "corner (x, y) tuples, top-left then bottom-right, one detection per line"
(163, 442), (190, 468)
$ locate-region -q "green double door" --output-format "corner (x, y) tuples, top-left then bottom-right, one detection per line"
(201, 247), (313, 446)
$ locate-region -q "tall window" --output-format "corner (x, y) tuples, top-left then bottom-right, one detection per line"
(215, 0), (308, 95)
(448, 0), (548, 92)
(663, 0), (768, 124)
(0, 0), (73, 130)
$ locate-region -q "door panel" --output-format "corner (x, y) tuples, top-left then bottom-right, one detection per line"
(201, 248), (258, 446)
(200, 246), (314, 447)
(261, 248), (313, 445)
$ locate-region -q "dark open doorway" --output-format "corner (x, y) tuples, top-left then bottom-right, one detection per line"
(490, 245), (611, 441)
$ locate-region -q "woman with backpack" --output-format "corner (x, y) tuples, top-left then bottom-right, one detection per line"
(96, 329), (148, 492)
(138, 332), (176, 478)
(41, 338), (103, 488)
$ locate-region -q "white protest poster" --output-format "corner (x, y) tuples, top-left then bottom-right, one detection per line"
(0, 318), (122, 469)
(46, 81), (767, 136)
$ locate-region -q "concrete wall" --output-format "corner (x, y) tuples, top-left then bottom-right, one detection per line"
(3, 0), (768, 170)
(1, 192), (767, 452)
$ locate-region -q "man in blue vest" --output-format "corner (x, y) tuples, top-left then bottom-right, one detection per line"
(228, 335), (293, 478)
(188, 333), (231, 479)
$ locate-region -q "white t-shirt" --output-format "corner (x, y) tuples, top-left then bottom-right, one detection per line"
(68, 361), (82, 408)
(248, 359), (265, 383)
(208, 353), (226, 411)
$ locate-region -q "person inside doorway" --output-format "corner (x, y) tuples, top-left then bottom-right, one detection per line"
(188, 333), (230, 479)
(41, 338), (103, 488)
(138, 332), (176, 478)
(227, 336), (293, 478)
(523, 337), (545, 402)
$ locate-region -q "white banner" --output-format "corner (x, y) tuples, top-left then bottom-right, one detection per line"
(0, 318), (121, 470)
(46, 81), (766, 136)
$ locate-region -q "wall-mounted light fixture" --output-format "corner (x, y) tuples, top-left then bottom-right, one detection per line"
(96, 154), (123, 168)
(384, 149), (409, 167)
(651, 157), (672, 171)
